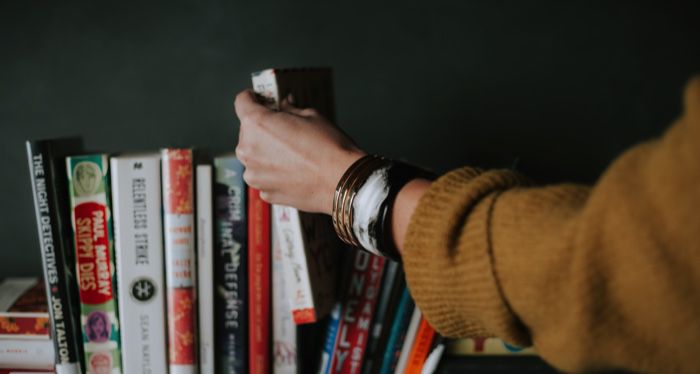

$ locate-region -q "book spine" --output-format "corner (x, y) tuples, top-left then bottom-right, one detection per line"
(213, 156), (248, 373)
(161, 149), (197, 374)
(111, 155), (168, 374)
(196, 165), (214, 374)
(66, 154), (122, 373)
(248, 188), (270, 374)
(318, 303), (341, 374)
(403, 318), (436, 374)
(272, 219), (297, 374)
(394, 307), (422, 374)
(0, 339), (55, 369)
(26, 141), (83, 374)
(379, 288), (414, 374)
(0, 313), (49, 339)
(361, 261), (400, 373)
(446, 337), (536, 355)
(331, 251), (386, 374)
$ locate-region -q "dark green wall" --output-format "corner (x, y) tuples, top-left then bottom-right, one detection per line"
(2, 1), (699, 277)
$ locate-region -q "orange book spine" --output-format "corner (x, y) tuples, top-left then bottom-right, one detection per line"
(404, 318), (436, 374)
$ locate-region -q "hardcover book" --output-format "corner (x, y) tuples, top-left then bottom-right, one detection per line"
(213, 155), (247, 373)
(378, 288), (414, 374)
(196, 164), (214, 374)
(251, 68), (341, 324)
(394, 307), (422, 374)
(272, 220), (296, 374)
(329, 250), (386, 374)
(161, 148), (197, 374)
(403, 317), (436, 374)
(111, 154), (168, 374)
(446, 337), (536, 356)
(0, 278), (49, 339)
(26, 138), (84, 374)
(66, 154), (122, 373)
(0, 339), (54, 369)
(247, 187), (270, 374)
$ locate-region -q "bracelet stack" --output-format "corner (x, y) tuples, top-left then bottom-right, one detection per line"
(332, 154), (433, 262)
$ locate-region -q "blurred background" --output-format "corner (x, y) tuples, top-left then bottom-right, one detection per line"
(2, 1), (699, 277)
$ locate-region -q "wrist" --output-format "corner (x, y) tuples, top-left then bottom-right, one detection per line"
(321, 148), (367, 215)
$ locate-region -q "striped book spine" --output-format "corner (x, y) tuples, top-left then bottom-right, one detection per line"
(66, 154), (122, 373)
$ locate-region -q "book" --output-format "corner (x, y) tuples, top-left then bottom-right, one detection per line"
(403, 317), (436, 374)
(213, 155), (248, 373)
(394, 307), (422, 374)
(161, 148), (197, 374)
(196, 164), (214, 374)
(0, 339), (54, 369)
(361, 261), (402, 374)
(66, 153), (122, 373)
(446, 337), (536, 356)
(318, 303), (341, 374)
(247, 187), (270, 374)
(329, 250), (386, 374)
(378, 288), (414, 374)
(252, 68), (341, 324)
(110, 154), (168, 373)
(0, 278), (49, 339)
(26, 138), (84, 374)
(272, 219), (296, 374)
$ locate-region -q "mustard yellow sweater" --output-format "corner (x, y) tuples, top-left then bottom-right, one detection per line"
(403, 78), (700, 373)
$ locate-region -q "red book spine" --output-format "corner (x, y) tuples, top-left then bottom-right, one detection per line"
(248, 188), (270, 374)
(331, 251), (386, 374)
(404, 318), (436, 374)
(162, 149), (197, 372)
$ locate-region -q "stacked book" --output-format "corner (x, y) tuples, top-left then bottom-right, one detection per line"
(22, 67), (537, 374)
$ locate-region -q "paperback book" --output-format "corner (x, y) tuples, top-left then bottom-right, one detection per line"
(66, 154), (122, 373)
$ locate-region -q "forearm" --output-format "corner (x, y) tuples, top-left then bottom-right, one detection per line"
(390, 178), (432, 254)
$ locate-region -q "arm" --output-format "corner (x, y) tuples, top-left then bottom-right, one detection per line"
(403, 79), (700, 373)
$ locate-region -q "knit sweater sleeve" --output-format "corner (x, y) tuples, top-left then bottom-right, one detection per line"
(402, 78), (700, 373)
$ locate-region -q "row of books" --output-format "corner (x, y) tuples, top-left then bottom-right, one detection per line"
(17, 67), (539, 374)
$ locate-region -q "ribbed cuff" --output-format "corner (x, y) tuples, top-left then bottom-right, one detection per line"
(403, 167), (531, 346)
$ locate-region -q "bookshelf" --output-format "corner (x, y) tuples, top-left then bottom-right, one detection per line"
(4, 1), (700, 373)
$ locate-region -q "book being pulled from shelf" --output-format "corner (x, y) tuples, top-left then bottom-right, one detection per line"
(251, 67), (342, 325)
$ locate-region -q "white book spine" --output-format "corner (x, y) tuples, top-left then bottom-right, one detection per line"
(0, 339), (54, 369)
(272, 205), (317, 322)
(111, 155), (168, 374)
(272, 219), (297, 374)
(196, 165), (214, 374)
(395, 307), (423, 374)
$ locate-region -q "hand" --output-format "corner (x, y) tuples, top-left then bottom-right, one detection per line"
(234, 89), (366, 214)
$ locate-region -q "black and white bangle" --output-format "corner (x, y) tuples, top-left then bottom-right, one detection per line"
(332, 155), (434, 262)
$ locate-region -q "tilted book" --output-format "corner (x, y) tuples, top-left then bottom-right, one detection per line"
(66, 154), (122, 373)
(0, 278), (50, 339)
(394, 307), (422, 374)
(196, 164), (214, 374)
(213, 155), (247, 373)
(251, 68), (341, 324)
(26, 138), (84, 374)
(111, 154), (167, 373)
(378, 288), (414, 374)
(161, 148), (197, 374)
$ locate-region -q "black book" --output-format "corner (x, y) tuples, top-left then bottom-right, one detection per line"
(26, 138), (85, 374)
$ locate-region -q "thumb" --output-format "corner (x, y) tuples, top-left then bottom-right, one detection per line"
(234, 89), (270, 120)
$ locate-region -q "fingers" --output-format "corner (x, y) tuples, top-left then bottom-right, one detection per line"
(234, 89), (271, 121)
(280, 95), (320, 118)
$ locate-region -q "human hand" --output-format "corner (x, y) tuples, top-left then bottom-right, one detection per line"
(234, 89), (366, 215)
